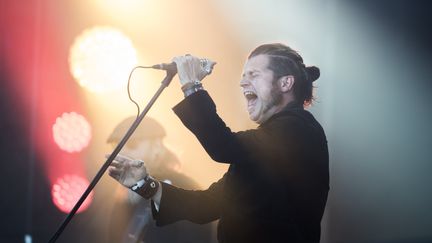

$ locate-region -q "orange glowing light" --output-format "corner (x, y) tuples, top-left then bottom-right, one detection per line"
(51, 174), (94, 214)
(52, 112), (91, 153)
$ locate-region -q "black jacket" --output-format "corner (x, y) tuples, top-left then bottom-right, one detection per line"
(152, 91), (329, 243)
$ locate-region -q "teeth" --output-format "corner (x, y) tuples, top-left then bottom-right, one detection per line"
(244, 91), (257, 100)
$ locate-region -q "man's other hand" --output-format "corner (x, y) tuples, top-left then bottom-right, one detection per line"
(107, 153), (147, 188)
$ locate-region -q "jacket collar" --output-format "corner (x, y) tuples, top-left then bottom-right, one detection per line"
(259, 101), (304, 127)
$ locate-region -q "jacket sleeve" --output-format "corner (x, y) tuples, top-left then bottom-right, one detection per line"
(173, 90), (242, 164)
(172, 90), (300, 166)
(152, 174), (225, 226)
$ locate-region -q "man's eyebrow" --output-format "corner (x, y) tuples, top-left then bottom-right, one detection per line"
(242, 70), (260, 77)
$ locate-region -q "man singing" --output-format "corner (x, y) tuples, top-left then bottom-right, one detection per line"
(108, 43), (329, 243)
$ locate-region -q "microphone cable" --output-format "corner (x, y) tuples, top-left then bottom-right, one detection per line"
(126, 65), (153, 119)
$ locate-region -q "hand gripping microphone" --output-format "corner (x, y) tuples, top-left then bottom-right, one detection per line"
(151, 59), (214, 74)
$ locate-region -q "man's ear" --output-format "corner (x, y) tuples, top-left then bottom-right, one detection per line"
(279, 75), (294, 92)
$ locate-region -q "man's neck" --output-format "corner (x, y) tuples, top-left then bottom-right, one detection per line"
(258, 96), (301, 125)
(275, 95), (298, 113)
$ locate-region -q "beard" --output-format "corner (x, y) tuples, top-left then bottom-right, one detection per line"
(261, 82), (283, 115)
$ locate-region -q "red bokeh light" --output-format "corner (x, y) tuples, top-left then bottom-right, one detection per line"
(52, 112), (92, 153)
(51, 174), (94, 214)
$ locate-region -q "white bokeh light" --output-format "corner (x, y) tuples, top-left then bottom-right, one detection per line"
(52, 112), (91, 153)
(69, 26), (138, 93)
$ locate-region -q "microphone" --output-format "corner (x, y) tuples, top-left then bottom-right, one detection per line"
(151, 62), (177, 73)
(151, 59), (214, 74)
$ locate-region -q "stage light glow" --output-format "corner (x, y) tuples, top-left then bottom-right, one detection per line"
(69, 26), (137, 93)
(52, 112), (91, 153)
(51, 174), (94, 214)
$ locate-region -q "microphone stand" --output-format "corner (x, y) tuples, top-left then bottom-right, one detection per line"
(49, 69), (177, 243)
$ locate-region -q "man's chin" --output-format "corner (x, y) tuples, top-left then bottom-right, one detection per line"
(248, 113), (259, 123)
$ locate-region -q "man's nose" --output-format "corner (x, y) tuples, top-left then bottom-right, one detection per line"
(240, 78), (249, 87)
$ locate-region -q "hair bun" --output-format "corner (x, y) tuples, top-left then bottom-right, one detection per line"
(305, 66), (320, 82)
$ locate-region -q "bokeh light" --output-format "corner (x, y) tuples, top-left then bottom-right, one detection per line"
(51, 174), (94, 214)
(69, 26), (138, 93)
(52, 112), (91, 153)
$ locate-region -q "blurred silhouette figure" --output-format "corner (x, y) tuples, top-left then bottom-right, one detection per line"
(107, 116), (214, 243)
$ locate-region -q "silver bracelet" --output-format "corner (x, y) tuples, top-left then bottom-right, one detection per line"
(131, 178), (146, 191)
(181, 81), (204, 97)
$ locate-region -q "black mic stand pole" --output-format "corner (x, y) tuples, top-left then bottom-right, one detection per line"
(49, 69), (177, 243)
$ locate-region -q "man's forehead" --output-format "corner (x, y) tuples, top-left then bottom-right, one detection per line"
(242, 55), (271, 74)
(242, 55), (269, 76)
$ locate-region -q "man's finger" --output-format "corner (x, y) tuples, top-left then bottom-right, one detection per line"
(131, 160), (144, 168)
(108, 167), (122, 175)
(115, 153), (133, 163)
(172, 56), (182, 64)
(108, 168), (121, 179)
(110, 161), (123, 168)
(209, 60), (217, 67)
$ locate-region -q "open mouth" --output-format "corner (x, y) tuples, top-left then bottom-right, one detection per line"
(244, 91), (258, 110)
